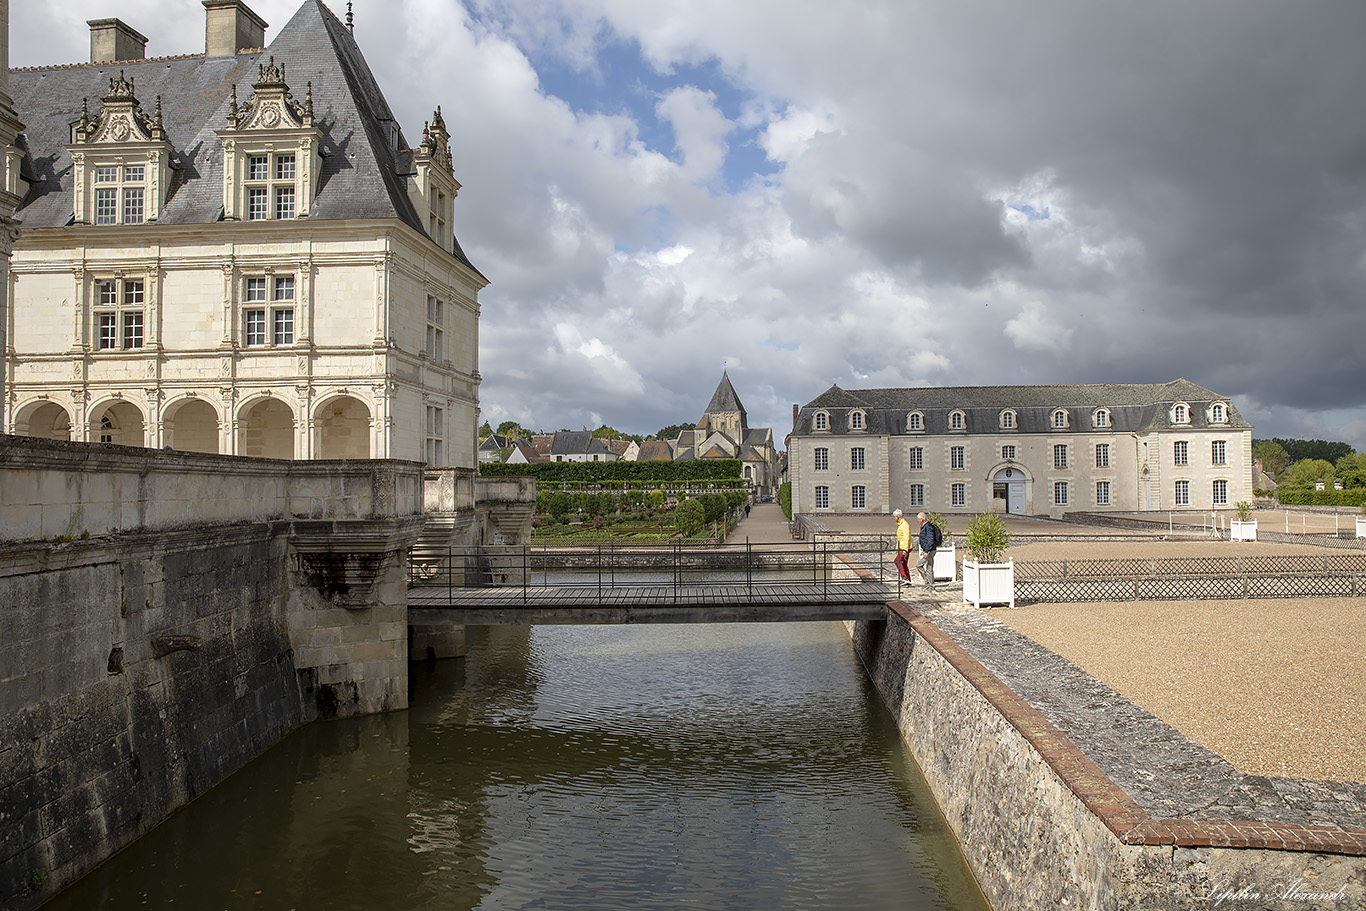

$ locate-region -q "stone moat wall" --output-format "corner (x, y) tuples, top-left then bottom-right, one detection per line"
(848, 604), (1365, 910)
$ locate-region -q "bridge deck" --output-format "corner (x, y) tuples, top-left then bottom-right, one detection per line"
(408, 581), (896, 624)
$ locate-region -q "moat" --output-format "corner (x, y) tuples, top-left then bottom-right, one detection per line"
(44, 623), (989, 910)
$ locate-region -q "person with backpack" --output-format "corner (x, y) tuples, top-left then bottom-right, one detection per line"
(916, 512), (942, 589)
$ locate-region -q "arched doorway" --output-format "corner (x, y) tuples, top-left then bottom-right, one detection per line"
(314, 396), (372, 459)
(89, 401), (146, 447)
(165, 398), (221, 453)
(990, 465), (1028, 515)
(238, 398), (295, 459)
(15, 401), (73, 440)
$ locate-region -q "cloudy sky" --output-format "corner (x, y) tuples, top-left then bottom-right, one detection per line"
(12, 0), (1366, 447)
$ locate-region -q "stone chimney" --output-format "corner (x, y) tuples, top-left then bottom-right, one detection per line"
(792, 404), (799, 430)
(88, 18), (148, 64)
(203, 0), (267, 57)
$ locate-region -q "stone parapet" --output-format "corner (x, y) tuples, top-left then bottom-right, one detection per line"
(0, 436), (424, 543)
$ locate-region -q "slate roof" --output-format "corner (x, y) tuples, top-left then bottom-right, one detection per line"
(793, 379), (1253, 436)
(703, 370), (746, 417)
(9, 0), (479, 274)
(636, 440), (674, 461)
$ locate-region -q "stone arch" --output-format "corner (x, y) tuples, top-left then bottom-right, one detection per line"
(986, 460), (1031, 516)
(238, 396), (296, 459)
(89, 400), (146, 447)
(313, 394), (372, 459)
(164, 397), (221, 454)
(13, 400), (73, 441)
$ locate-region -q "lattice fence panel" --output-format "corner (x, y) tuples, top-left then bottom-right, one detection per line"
(1137, 576), (1245, 600)
(1016, 579), (1139, 603)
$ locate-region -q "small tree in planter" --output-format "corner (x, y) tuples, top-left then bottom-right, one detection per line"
(962, 511), (1013, 608)
(1230, 501), (1257, 541)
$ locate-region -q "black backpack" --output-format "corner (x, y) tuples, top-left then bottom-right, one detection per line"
(931, 523), (944, 550)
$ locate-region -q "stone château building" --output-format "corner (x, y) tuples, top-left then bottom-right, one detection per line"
(675, 371), (781, 496)
(3, 0), (486, 467)
(787, 379), (1254, 517)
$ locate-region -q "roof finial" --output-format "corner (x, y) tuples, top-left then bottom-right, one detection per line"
(346, 2), (354, 33)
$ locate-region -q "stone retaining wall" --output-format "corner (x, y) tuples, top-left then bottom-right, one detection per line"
(848, 603), (1365, 910)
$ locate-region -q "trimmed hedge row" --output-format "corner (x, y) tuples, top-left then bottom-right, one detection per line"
(1277, 489), (1366, 508)
(481, 459), (742, 483)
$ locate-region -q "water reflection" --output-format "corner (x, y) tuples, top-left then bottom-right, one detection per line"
(46, 623), (987, 911)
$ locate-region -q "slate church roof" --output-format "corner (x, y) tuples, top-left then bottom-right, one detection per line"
(10, 0), (479, 274)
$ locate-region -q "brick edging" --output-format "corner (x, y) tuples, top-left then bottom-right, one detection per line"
(886, 600), (1366, 857)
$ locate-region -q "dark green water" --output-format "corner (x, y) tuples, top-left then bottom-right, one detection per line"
(47, 623), (989, 910)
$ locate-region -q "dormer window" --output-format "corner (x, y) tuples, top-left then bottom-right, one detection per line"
(849, 410), (865, 431)
(1209, 402), (1227, 423)
(907, 411), (924, 432)
(1093, 408), (1110, 429)
(218, 59), (321, 222)
(949, 410), (966, 431)
(410, 106), (461, 252)
(1172, 403), (1190, 424)
(999, 409), (1016, 430)
(1051, 409), (1069, 429)
(813, 411), (829, 431)
(68, 72), (172, 225)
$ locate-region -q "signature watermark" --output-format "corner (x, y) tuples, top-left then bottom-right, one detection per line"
(1207, 880), (1349, 906)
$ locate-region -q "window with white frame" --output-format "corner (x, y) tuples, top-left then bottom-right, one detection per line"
(907, 412), (923, 431)
(950, 445), (965, 470)
(909, 446), (924, 471)
(951, 483), (965, 507)
(93, 164), (147, 226)
(272, 276), (294, 344)
(1054, 480), (1069, 506)
(1002, 444), (1016, 461)
(1093, 409), (1110, 428)
(244, 152), (300, 221)
(1175, 479), (1190, 506)
(1210, 403), (1227, 423)
(94, 278), (145, 350)
(1095, 443), (1109, 468)
(851, 485), (866, 509)
(814, 412), (828, 431)
(244, 308), (266, 346)
(1052, 409), (1068, 429)
(1211, 440), (1226, 466)
(814, 485), (830, 509)
(850, 447), (865, 470)
(1053, 444), (1068, 469)
(1096, 480), (1111, 506)
(1000, 410), (1015, 429)
(814, 447), (829, 471)
(1174, 440), (1188, 466)
(426, 296), (445, 360)
(1213, 479), (1228, 506)
(425, 405), (444, 468)
(244, 276), (295, 346)
(1173, 403), (1189, 424)
(950, 410), (965, 430)
(909, 484), (925, 507)
(850, 411), (865, 430)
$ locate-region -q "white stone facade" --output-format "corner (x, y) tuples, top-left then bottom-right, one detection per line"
(788, 380), (1255, 518)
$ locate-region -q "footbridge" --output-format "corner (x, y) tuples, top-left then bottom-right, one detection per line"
(407, 542), (904, 624)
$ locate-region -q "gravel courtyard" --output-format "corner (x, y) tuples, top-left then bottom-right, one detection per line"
(988, 539), (1366, 783)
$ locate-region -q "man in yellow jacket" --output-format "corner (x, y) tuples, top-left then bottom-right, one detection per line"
(893, 509), (913, 581)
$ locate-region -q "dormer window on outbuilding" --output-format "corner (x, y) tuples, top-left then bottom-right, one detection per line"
(949, 410), (966, 431)
(68, 72), (173, 225)
(999, 409), (1016, 430)
(1209, 402), (1227, 423)
(1093, 408), (1110, 429)
(1050, 408), (1070, 429)
(907, 411), (924, 432)
(1172, 402), (1190, 424)
(813, 411), (829, 431)
(849, 410), (865, 431)
(218, 58), (322, 221)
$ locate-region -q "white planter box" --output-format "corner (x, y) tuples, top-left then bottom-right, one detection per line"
(933, 542), (956, 582)
(1356, 517), (1366, 539)
(963, 559), (1014, 609)
(1229, 519), (1257, 542)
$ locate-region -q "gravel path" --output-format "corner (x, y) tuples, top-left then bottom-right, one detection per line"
(990, 539), (1366, 783)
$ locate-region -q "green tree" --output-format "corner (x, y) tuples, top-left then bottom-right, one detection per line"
(653, 424), (692, 442)
(674, 499), (706, 536)
(1251, 439), (1289, 477)
(478, 421), (494, 440)
(1279, 458), (1337, 490)
(1272, 438), (1353, 465)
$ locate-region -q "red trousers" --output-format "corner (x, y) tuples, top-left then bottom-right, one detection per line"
(894, 549), (911, 580)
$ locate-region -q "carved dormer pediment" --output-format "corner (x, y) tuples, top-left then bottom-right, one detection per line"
(417, 105), (453, 175)
(227, 58), (314, 133)
(73, 72), (165, 146)
(410, 106), (460, 251)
